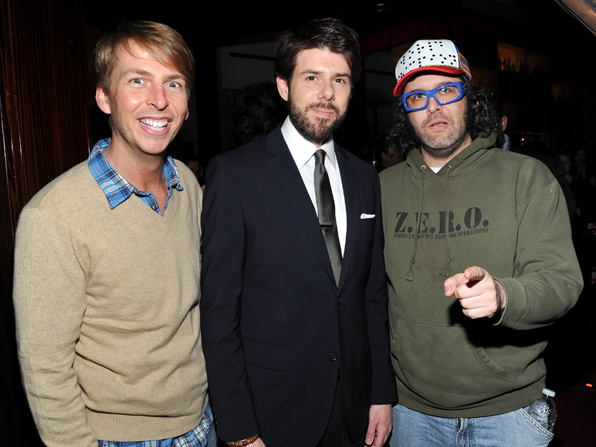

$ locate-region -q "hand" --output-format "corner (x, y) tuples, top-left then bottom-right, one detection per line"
(444, 266), (506, 319)
(364, 404), (392, 446)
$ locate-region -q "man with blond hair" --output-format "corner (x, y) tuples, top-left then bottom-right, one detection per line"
(13, 20), (213, 446)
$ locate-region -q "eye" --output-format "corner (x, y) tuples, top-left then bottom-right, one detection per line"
(130, 78), (145, 85)
(437, 85), (456, 95)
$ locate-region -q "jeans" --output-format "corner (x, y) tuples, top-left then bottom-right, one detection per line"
(206, 423), (217, 447)
(389, 402), (554, 447)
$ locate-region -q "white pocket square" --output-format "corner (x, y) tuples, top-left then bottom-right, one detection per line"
(360, 213), (375, 219)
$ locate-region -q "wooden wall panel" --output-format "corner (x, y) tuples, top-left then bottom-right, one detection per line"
(0, 0), (91, 444)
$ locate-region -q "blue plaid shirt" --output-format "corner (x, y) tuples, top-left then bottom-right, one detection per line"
(88, 138), (183, 215)
(97, 402), (213, 447)
(89, 139), (213, 446)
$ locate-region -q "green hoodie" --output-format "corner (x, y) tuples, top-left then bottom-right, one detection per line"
(380, 133), (583, 418)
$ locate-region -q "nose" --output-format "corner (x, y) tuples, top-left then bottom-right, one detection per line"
(318, 80), (335, 101)
(426, 95), (441, 114)
(148, 85), (168, 110)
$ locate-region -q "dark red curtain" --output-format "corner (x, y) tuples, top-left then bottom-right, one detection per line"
(0, 0), (92, 444)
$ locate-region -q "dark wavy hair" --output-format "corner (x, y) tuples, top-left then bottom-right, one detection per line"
(387, 76), (502, 154)
(274, 18), (361, 85)
(234, 82), (286, 145)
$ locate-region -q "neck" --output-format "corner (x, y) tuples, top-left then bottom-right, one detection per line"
(421, 151), (451, 169)
(421, 134), (473, 168)
(103, 142), (166, 193)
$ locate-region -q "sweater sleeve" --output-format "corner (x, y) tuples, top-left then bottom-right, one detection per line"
(13, 206), (96, 447)
(495, 173), (583, 330)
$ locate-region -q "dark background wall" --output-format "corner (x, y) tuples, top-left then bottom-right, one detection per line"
(1, 0), (91, 444)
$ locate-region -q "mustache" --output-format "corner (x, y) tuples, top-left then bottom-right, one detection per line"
(306, 101), (339, 113)
(423, 112), (450, 125)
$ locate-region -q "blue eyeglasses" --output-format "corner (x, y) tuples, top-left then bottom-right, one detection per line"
(402, 82), (465, 112)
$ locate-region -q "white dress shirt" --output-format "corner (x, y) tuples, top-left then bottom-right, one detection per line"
(281, 117), (347, 255)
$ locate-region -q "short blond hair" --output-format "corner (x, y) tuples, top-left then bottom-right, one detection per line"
(94, 20), (195, 96)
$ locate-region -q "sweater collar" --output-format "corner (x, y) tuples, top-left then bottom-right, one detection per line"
(88, 138), (183, 210)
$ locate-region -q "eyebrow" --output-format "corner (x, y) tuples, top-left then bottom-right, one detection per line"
(299, 69), (351, 78)
(119, 68), (185, 83)
(407, 81), (456, 93)
(119, 68), (151, 79)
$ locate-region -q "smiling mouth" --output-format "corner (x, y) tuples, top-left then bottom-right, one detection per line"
(140, 118), (169, 131)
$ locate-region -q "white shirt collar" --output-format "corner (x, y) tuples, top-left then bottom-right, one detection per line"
(281, 117), (337, 169)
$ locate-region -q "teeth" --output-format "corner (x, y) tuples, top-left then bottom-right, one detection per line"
(140, 119), (168, 130)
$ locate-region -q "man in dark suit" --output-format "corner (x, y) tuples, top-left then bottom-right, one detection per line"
(200, 18), (397, 447)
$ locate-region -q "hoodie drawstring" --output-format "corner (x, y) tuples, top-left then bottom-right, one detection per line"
(439, 165), (452, 278)
(406, 165), (426, 281)
(406, 163), (453, 281)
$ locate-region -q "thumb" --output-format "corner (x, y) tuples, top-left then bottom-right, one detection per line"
(364, 425), (376, 446)
(444, 279), (456, 296)
(464, 266), (487, 284)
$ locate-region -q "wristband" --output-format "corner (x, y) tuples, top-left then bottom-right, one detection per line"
(226, 434), (260, 446)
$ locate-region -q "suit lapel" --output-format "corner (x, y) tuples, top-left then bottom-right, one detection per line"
(266, 128), (338, 284)
(336, 145), (358, 291)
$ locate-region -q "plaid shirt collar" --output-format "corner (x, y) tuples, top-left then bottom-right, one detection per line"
(88, 138), (183, 210)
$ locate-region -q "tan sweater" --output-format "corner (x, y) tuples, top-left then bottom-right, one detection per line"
(13, 159), (207, 446)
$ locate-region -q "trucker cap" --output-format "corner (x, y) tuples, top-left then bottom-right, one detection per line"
(393, 39), (471, 97)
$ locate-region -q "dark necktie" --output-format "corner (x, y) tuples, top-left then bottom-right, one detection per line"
(314, 149), (342, 285)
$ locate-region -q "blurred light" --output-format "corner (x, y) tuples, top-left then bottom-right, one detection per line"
(586, 383), (593, 388)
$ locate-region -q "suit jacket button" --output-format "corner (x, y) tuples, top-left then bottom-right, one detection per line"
(337, 297), (342, 305)
(329, 352), (338, 361)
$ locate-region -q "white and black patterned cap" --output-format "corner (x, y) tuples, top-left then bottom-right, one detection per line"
(393, 39), (471, 97)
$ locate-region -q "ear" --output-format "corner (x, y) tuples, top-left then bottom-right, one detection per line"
(276, 76), (289, 102)
(95, 86), (111, 114)
(501, 115), (508, 132)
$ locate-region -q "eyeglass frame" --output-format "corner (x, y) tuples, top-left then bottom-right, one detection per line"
(402, 81), (465, 112)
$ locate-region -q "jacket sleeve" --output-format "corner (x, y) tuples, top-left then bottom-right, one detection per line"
(200, 155), (260, 441)
(365, 172), (399, 405)
(496, 168), (583, 330)
(13, 207), (97, 447)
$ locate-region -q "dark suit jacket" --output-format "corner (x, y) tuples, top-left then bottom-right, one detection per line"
(200, 126), (397, 447)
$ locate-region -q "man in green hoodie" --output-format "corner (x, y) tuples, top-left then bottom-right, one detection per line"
(380, 39), (583, 447)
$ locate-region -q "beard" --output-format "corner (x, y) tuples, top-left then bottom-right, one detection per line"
(288, 98), (348, 146)
(410, 106), (471, 160)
